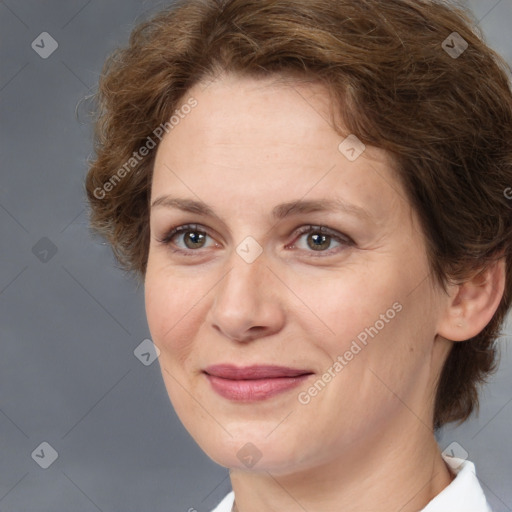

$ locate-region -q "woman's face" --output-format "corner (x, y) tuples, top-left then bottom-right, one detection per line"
(145, 73), (451, 475)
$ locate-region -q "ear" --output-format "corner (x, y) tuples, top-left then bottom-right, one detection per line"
(437, 258), (506, 342)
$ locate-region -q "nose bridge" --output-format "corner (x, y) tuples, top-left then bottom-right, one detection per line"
(209, 243), (283, 341)
(217, 244), (269, 310)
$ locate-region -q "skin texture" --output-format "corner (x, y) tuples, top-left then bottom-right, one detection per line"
(144, 73), (505, 512)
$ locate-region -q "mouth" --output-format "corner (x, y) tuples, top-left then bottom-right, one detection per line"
(203, 364), (314, 401)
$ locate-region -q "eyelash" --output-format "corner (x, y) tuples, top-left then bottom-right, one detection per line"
(156, 223), (354, 258)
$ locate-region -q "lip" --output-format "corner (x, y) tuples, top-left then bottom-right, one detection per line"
(203, 364), (314, 401)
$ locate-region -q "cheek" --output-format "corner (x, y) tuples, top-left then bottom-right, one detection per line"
(290, 257), (432, 392)
(284, 262), (403, 354)
(315, 283), (436, 427)
(144, 266), (203, 361)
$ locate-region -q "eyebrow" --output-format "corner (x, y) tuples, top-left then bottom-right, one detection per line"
(151, 195), (373, 222)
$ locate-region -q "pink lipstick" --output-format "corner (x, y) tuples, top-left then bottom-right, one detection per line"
(203, 364), (313, 401)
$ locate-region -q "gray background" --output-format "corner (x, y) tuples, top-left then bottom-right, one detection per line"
(0, 0), (511, 510)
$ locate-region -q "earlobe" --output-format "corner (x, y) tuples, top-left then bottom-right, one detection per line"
(437, 258), (506, 342)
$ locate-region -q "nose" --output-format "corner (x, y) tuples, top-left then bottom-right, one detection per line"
(208, 248), (286, 343)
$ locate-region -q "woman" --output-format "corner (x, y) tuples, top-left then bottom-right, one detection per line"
(85, 0), (512, 510)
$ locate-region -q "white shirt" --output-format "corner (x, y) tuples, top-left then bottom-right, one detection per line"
(210, 454), (493, 512)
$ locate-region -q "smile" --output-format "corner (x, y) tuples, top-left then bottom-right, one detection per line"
(203, 364), (314, 401)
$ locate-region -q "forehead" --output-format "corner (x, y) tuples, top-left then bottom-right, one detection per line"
(151, 72), (408, 227)
(176, 73), (339, 148)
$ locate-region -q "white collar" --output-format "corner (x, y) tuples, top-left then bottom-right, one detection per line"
(420, 453), (492, 511)
(211, 455), (492, 512)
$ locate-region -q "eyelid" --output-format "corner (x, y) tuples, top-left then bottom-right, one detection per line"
(284, 224), (354, 257)
(289, 224), (354, 245)
(156, 223), (206, 245)
(156, 223), (220, 254)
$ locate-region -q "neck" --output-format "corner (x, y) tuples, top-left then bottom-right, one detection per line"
(229, 420), (454, 512)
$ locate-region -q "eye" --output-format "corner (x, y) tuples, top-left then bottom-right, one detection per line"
(287, 225), (354, 256)
(156, 223), (219, 255)
(157, 223), (354, 258)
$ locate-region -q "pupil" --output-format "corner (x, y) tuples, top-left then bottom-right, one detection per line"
(309, 233), (330, 251)
(185, 231), (205, 248)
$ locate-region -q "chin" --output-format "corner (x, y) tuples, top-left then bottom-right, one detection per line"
(189, 423), (313, 475)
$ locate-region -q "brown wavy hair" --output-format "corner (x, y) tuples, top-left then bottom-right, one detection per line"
(85, 0), (512, 428)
